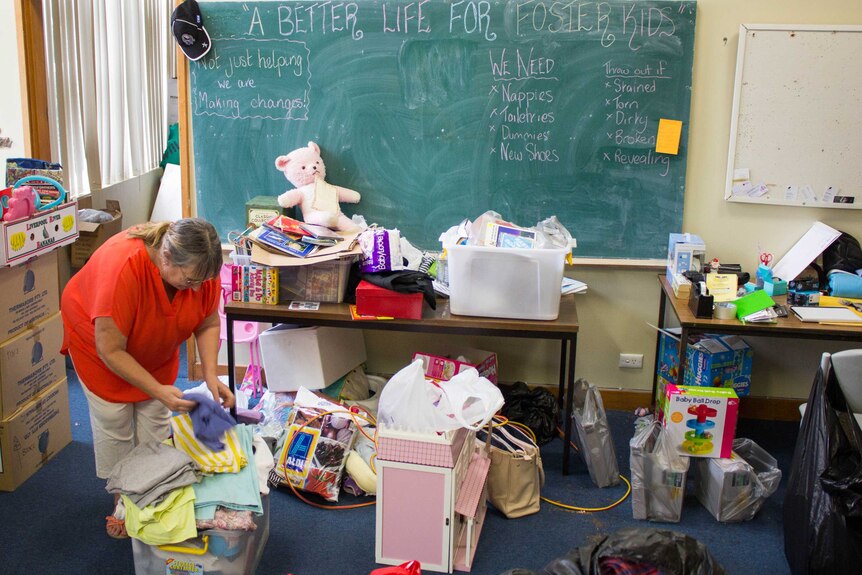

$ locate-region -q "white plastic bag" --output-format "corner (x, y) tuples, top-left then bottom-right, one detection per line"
(378, 360), (503, 433)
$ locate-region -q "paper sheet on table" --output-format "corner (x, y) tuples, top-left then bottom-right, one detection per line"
(770, 222), (841, 282)
(251, 229), (361, 267)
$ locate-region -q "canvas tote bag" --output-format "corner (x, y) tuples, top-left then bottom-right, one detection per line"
(483, 422), (544, 518)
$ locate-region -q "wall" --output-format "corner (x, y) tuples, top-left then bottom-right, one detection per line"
(0, 0), (26, 169)
(362, 0), (862, 402)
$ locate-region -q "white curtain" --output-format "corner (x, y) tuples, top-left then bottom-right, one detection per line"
(43, 0), (172, 198)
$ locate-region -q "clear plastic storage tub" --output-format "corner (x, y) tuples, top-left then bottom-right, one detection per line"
(277, 257), (355, 303)
(446, 244), (568, 320)
(132, 496), (269, 575)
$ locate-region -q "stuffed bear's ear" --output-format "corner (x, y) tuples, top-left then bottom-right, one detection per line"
(307, 141), (320, 155)
(275, 155), (290, 171)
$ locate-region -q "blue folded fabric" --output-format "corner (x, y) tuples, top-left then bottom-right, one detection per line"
(183, 392), (236, 451)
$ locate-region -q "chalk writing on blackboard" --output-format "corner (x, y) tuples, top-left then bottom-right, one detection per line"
(188, 1), (696, 259)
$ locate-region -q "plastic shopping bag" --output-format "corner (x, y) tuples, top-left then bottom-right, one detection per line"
(572, 378), (620, 487)
(630, 418), (689, 522)
(378, 360), (503, 433)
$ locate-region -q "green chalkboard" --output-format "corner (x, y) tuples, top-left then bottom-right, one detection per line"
(189, 0), (696, 259)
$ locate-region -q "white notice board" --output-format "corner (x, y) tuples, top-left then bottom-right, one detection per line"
(725, 25), (862, 209)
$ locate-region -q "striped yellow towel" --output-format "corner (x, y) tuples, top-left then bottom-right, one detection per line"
(170, 414), (247, 474)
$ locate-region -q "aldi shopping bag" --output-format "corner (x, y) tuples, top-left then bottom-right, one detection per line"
(572, 378), (620, 488)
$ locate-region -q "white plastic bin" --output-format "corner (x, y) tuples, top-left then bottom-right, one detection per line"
(447, 244), (568, 320)
(132, 496), (269, 575)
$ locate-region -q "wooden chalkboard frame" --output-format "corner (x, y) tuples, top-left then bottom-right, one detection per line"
(725, 24), (862, 209)
(179, 0), (697, 265)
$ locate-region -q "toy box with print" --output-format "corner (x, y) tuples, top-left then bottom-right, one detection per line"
(660, 384), (739, 459)
(0, 378), (71, 491)
(666, 233), (705, 283)
(231, 263), (278, 304)
(1, 200), (78, 267)
(412, 347), (498, 384)
(0, 312), (65, 420)
(70, 200), (122, 267)
(0, 250), (59, 342)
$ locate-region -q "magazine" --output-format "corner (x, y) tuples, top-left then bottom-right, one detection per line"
(251, 226), (317, 257)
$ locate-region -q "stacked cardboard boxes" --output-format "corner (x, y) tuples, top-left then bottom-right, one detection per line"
(0, 250), (71, 491)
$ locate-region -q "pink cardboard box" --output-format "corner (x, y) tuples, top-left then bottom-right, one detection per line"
(412, 348), (497, 384)
(660, 384), (739, 458)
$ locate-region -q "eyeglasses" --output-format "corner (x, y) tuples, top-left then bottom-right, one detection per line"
(180, 271), (207, 287)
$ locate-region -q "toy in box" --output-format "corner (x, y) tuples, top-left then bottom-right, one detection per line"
(412, 348), (498, 384)
(660, 384), (739, 458)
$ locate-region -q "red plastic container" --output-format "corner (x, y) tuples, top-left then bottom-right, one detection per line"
(355, 280), (423, 319)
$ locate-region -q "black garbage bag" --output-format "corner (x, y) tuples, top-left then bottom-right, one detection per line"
(497, 527), (725, 575)
(500, 381), (559, 446)
(783, 357), (862, 574)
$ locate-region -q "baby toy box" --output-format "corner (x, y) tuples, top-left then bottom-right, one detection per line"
(0, 200), (78, 267)
(659, 384), (739, 459)
(447, 243), (568, 320)
(356, 280), (423, 320)
(258, 324), (366, 391)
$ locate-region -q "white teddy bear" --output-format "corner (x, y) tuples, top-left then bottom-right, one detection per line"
(275, 141), (361, 231)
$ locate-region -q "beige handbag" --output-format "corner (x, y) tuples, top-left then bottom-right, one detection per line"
(484, 422), (545, 518)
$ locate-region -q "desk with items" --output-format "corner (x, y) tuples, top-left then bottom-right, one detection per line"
(224, 296), (580, 474)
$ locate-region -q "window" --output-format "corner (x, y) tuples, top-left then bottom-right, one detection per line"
(42, 0), (172, 198)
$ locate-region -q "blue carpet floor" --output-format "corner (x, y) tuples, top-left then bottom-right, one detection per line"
(0, 356), (796, 574)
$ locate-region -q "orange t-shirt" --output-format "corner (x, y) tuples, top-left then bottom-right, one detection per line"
(61, 232), (219, 402)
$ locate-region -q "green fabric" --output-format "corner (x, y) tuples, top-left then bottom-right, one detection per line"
(160, 123), (180, 168)
(123, 485), (197, 546)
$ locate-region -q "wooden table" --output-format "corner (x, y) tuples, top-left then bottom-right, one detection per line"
(225, 295), (580, 474)
(653, 275), (862, 400)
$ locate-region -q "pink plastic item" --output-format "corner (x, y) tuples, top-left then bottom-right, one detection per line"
(218, 263), (263, 398)
(2, 186), (37, 222)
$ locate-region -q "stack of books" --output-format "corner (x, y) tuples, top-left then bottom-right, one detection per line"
(249, 215), (342, 258)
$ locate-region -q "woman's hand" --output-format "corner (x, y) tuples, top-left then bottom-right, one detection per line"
(157, 386), (198, 414)
(212, 379), (236, 409)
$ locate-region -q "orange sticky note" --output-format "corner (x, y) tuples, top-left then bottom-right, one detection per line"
(655, 119), (683, 155)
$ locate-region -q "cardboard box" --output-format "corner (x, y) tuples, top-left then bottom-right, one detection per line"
(412, 347), (498, 384)
(660, 384), (739, 458)
(0, 250), (59, 342)
(246, 195), (284, 228)
(0, 312), (65, 420)
(70, 199), (122, 267)
(356, 280), (423, 320)
(684, 337), (737, 388)
(0, 378), (71, 491)
(258, 324), (367, 391)
(717, 335), (753, 397)
(666, 233), (705, 283)
(0, 200), (78, 267)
